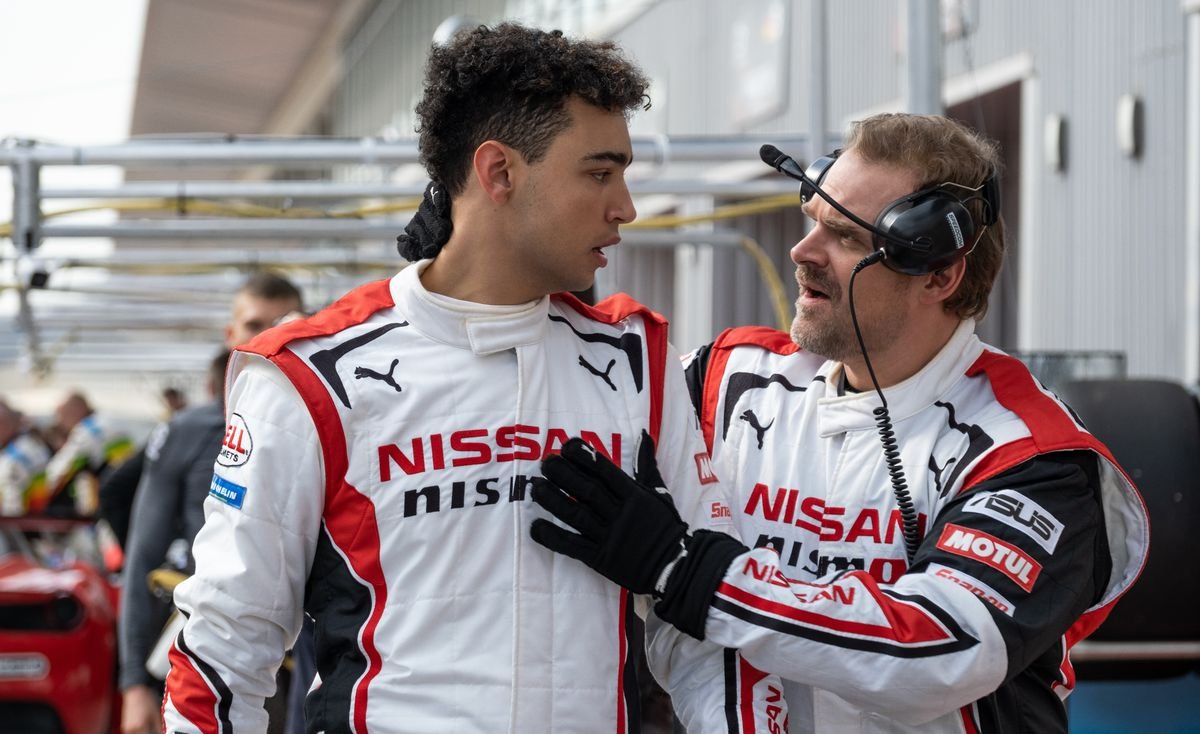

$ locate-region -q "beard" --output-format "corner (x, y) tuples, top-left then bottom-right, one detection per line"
(789, 263), (911, 362)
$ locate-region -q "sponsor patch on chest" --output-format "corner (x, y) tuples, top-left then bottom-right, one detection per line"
(694, 452), (718, 485)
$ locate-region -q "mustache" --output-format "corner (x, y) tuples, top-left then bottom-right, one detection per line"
(795, 264), (841, 300)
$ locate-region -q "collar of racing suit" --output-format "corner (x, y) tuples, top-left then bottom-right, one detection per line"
(816, 318), (980, 437)
(393, 259), (551, 355)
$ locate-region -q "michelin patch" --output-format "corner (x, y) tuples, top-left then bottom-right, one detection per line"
(217, 413), (253, 467)
(209, 473), (247, 510)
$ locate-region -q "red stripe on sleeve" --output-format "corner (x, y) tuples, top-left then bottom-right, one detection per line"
(164, 644), (219, 732)
(718, 572), (954, 645)
(273, 350), (389, 732)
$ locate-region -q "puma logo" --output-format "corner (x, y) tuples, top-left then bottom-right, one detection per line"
(354, 358), (403, 393)
(578, 356), (618, 391)
(739, 409), (774, 449)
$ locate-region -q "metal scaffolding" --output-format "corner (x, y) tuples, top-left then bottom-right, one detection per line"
(1, 133), (814, 375)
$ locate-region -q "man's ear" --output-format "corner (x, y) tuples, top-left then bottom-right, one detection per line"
(920, 257), (967, 305)
(472, 140), (521, 204)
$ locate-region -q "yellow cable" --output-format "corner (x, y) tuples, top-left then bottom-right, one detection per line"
(627, 194), (802, 229)
(738, 236), (793, 332)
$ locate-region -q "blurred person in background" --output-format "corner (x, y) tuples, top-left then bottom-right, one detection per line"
(227, 271), (306, 348)
(161, 387), (188, 417)
(0, 398), (51, 516)
(34, 390), (134, 517)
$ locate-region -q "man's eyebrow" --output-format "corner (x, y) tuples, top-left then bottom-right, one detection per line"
(583, 150), (632, 167)
(802, 200), (866, 239)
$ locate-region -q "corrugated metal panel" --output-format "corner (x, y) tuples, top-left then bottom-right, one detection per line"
(609, 0), (1190, 379)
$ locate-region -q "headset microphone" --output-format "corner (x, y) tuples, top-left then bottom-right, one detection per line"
(759, 144), (807, 182)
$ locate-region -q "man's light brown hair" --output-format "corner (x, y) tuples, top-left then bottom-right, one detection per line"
(846, 113), (1005, 320)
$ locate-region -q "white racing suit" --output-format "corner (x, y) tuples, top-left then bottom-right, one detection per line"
(164, 262), (780, 733)
(671, 321), (1149, 733)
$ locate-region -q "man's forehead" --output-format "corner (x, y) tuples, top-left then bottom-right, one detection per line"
(232, 292), (298, 318)
(804, 152), (919, 226)
(561, 98), (633, 159)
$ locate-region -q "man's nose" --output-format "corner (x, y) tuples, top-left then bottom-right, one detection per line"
(790, 227), (826, 266)
(610, 181), (636, 224)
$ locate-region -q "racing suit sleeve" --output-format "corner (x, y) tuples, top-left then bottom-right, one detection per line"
(700, 452), (1108, 726)
(645, 342), (788, 734)
(163, 357), (325, 733)
(118, 423), (182, 691)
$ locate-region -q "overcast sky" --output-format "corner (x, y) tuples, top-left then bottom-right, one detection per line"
(0, 1), (147, 145)
(0, 1), (148, 253)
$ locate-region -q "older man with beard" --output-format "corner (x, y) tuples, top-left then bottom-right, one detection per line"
(529, 112), (1149, 734)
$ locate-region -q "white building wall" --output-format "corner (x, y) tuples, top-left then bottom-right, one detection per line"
(332, 0), (1193, 380)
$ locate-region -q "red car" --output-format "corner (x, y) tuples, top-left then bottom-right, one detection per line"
(0, 518), (120, 734)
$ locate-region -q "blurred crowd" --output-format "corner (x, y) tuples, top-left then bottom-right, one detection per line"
(0, 270), (308, 734)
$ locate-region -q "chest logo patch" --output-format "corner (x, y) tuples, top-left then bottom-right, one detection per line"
(354, 358), (403, 393)
(694, 452), (719, 485)
(217, 413), (253, 467)
(739, 409), (774, 449)
(578, 355), (618, 391)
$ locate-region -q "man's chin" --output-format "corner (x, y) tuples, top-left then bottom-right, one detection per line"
(790, 322), (846, 361)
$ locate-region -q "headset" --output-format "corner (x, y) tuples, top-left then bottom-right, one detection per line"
(759, 144), (1001, 275)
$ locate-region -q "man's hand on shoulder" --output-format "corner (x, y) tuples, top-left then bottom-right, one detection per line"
(530, 435), (748, 639)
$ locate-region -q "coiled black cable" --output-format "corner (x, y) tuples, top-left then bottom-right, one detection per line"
(847, 252), (921, 563)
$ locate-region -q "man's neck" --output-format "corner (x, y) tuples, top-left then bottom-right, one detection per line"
(841, 318), (962, 392)
(419, 250), (528, 306)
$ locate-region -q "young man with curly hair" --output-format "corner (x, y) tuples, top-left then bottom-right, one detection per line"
(162, 23), (775, 733)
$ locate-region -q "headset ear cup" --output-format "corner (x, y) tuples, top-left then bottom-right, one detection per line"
(874, 192), (976, 275)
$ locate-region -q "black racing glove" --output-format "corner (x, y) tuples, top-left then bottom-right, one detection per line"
(396, 180), (452, 261)
(530, 433), (747, 639)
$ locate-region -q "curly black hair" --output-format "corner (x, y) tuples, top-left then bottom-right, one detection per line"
(415, 23), (651, 197)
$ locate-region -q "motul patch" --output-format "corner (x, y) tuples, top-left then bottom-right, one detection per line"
(935, 523), (1042, 592)
(217, 412), (253, 467)
(694, 452), (718, 485)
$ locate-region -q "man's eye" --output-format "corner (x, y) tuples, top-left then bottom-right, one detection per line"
(591, 171), (611, 182)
